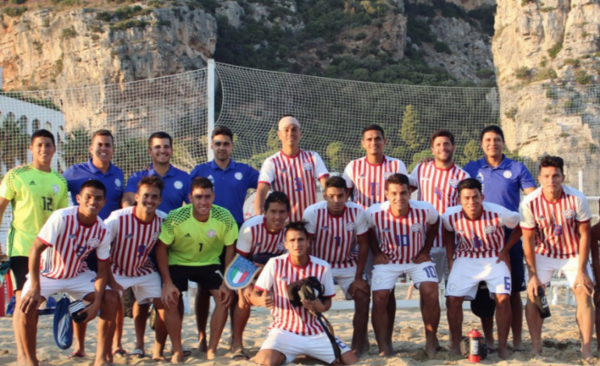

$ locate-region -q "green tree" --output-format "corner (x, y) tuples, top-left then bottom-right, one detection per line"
(326, 141), (344, 172)
(460, 139), (480, 166)
(62, 128), (90, 169)
(401, 105), (424, 151)
(0, 114), (30, 170)
(409, 149), (433, 171)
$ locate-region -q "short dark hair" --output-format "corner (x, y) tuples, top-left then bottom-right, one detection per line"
(457, 178), (483, 195)
(191, 176), (213, 192)
(430, 130), (455, 146)
(212, 126), (233, 141)
(138, 175), (165, 196)
(31, 129), (55, 146)
(80, 179), (106, 197)
(148, 132), (172, 148)
(324, 176), (348, 190)
(385, 173), (410, 190)
(92, 129), (114, 144)
(480, 125), (504, 142)
(264, 191), (290, 212)
(285, 221), (309, 240)
(361, 124), (385, 139)
(539, 155), (564, 175)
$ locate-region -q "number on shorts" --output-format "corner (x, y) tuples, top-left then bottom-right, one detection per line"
(553, 224), (563, 236)
(294, 177), (303, 192)
(423, 266), (437, 278)
(504, 276), (511, 291)
(137, 245), (146, 258)
(395, 234), (409, 247)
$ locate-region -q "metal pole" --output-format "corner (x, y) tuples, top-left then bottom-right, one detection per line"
(207, 59), (216, 161)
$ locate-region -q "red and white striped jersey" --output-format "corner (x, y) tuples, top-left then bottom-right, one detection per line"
(520, 185), (591, 259)
(343, 156), (409, 209)
(236, 215), (286, 257)
(366, 200), (439, 264)
(254, 254), (335, 336)
(105, 207), (167, 277)
(303, 201), (369, 269)
(410, 162), (470, 248)
(258, 150), (329, 222)
(442, 202), (520, 259)
(37, 206), (111, 279)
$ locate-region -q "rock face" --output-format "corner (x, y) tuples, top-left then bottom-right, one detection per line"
(492, 0), (600, 192)
(0, 7), (217, 90)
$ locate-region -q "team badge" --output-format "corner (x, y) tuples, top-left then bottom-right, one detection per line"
(563, 209), (576, 219)
(207, 175), (215, 183)
(383, 172), (393, 180)
(88, 238), (100, 247)
(224, 254), (260, 290)
(174, 181), (183, 189)
(152, 232), (160, 241)
(503, 171), (512, 179)
(303, 162), (313, 171)
(115, 178), (122, 187)
(484, 225), (496, 234)
(410, 223), (422, 232)
(449, 283), (457, 291)
(52, 184), (60, 193)
(449, 179), (459, 188)
(346, 222), (356, 231)
(321, 226), (329, 231)
(235, 172), (243, 180)
(207, 230), (216, 238)
(374, 277), (383, 285)
(276, 242), (285, 251)
(476, 172), (484, 183)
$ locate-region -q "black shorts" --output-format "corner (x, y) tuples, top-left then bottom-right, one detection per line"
(9, 256), (29, 292)
(506, 228), (526, 293)
(169, 264), (222, 293)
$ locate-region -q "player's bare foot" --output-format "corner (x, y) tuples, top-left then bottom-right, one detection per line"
(498, 346), (509, 360)
(207, 348), (217, 360)
(171, 351), (184, 364)
(581, 346), (593, 361)
(378, 347), (394, 357)
(352, 342), (370, 357)
(197, 337), (208, 353)
(153, 343), (165, 362)
(530, 341), (542, 356)
(448, 344), (461, 356)
(425, 344), (438, 359)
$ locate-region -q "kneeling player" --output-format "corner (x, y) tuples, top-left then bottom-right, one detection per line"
(19, 180), (118, 366)
(366, 174), (440, 357)
(252, 222), (358, 365)
(303, 177), (371, 355)
(231, 192), (289, 360)
(443, 178), (520, 360)
(105, 176), (181, 360)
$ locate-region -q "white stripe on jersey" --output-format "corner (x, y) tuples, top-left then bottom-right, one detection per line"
(303, 201), (369, 269)
(105, 207), (166, 277)
(411, 162), (469, 248)
(343, 156), (408, 209)
(39, 207), (110, 279)
(236, 215), (286, 257)
(521, 186), (592, 259)
(366, 200), (438, 264)
(255, 254), (334, 336)
(259, 150), (329, 222)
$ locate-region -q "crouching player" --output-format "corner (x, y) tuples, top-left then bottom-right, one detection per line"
(303, 177), (371, 355)
(19, 180), (118, 366)
(105, 176), (181, 360)
(251, 222), (358, 365)
(443, 178), (521, 360)
(231, 192), (289, 360)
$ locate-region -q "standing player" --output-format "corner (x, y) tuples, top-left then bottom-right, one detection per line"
(251, 222), (358, 366)
(231, 192), (290, 360)
(156, 177), (238, 361)
(254, 116), (329, 222)
(303, 177), (371, 355)
(366, 174), (440, 358)
(0, 130), (69, 365)
(18, 180), (118, 366)
(63, 129), (125, 358)
(463, 125), (535, 351)
(521, 156), (594, 360)
(410, 130), (469, 282)
(443, 178), (521, 360)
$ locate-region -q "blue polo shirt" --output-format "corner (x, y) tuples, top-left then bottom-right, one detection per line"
(63, 159), (125, 220)
(463, 155), (536, 212)
(190, 159), (259, 224)
(125, 164), (190, 213)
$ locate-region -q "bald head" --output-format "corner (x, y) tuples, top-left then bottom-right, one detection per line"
(278, 116), (300, 131)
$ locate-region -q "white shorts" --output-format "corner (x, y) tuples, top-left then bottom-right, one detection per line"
(21, 270), (98, 303)
(430, 247), (449, 283)
(113, 271), (161, 305)
(332, 266), (367, 300)
(446, 257), (511, 300)
(260, 328), (351, 364)
(535, 254), (593, 287)
(371, 261), (438, 291)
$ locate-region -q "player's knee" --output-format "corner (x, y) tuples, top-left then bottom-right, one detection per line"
(420, 285), (439, 303)
(102, 290), (119, 309)
(254, 350), (284, 366)
(495, 294), (510, 307)
(447, 296), (462, 308)
(372, 291), (389, 307)
(573, 286), (591, 299)
(353, 291), (370, 308)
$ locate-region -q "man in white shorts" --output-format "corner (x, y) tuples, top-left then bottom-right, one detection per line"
(231, 192), (289, 360)
(251, 222), (358, 365)
(105, 176), (182, 360)
(18, 180), (119, 366)
(366, 173), (440, 358)
(443, 178), (520, 360)
(303, 176), (371, 355)
(521, 156), (594, 360)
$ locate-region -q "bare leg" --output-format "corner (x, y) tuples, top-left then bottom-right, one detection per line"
(13, 290), (25, 365)
(19, 295), (42, 366)
(86, 290), (118, 366)
(351, 289), (371, 356)
(419, 283), (440, 359)
(73, 321), (87, 357)
(253, 349), (286, 366)
(595, 294), (600, 355)
(447, 296), (464, 354)
(372, 290), (394, 356)
(134, 302), (150, 351)
(481, 316), (495, 350)
(195, 288), (210, 352)
(154, 298), (183, 364)
(231, 291), (250, 359)
(574, 286), (594, 360)
(386, 289), (396, 349)
(112, 300), (124, 353)
(495, 294), (512, 360)
(207, 289), (229, 360)
(510, 291), (524, 350)
(152, 306), (168, 360)
(525, 297), (543, 355)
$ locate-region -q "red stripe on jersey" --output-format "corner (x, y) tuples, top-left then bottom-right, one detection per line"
(415, 162), (468, 248)
(350, 156), (403, 208)
(447, 210), (505, 259)
(248, 218), (286, 257)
